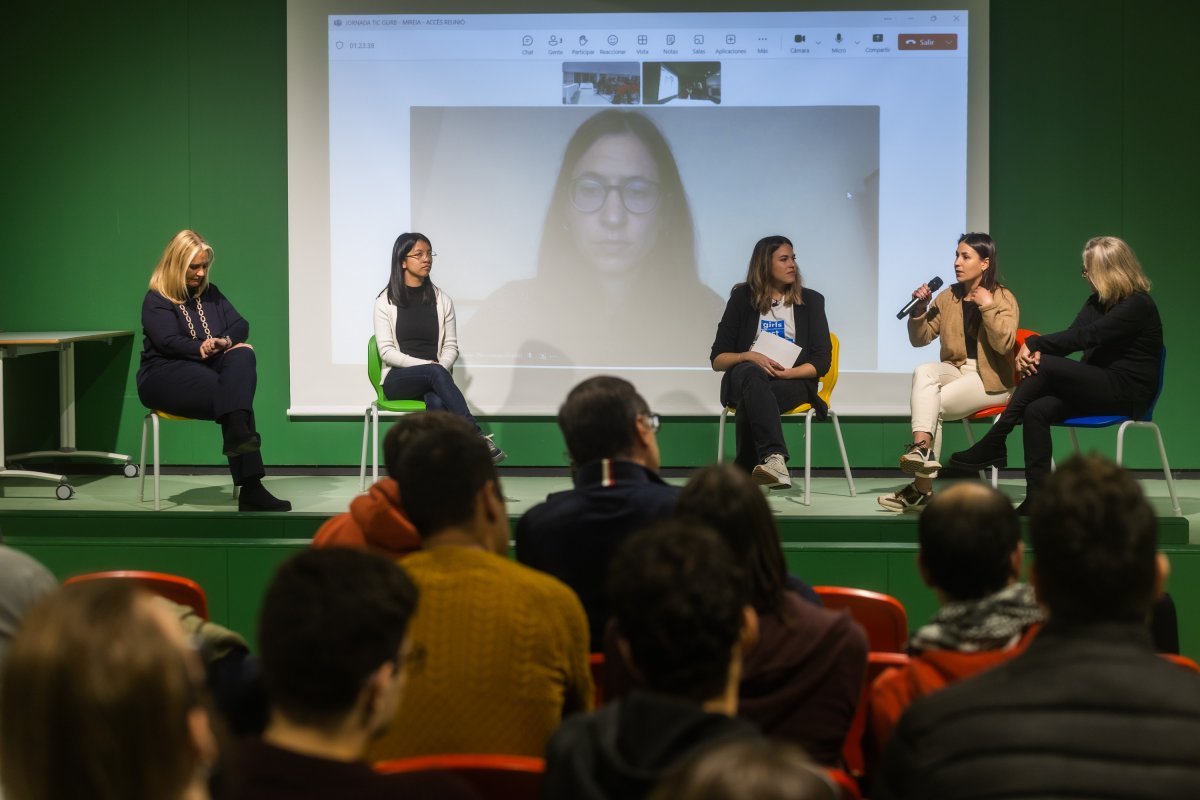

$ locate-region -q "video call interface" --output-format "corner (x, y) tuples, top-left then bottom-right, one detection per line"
(293, 9), (972, 414)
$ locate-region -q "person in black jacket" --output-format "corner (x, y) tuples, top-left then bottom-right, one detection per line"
(136, 230), (290, 511)
(709, 235), (832, 489)
(876, 455), (1200, 800)
(948, 236), (1162, 512)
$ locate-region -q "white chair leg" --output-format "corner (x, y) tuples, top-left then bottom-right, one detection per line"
(716, 408), (728, 463)
(360, 405), (372, 492)
(1147, 423), (1181, 516)
(152, 413), (161, 512)
(829, 410), (856, 497)
(138, 413), (149, 502)
(371, 405), (380, 485)
(802, 409), (814, 506)
(1068, 428), (1081, 454)
(1115, 420), (1131, 464)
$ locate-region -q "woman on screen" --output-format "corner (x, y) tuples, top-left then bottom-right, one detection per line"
(374, 232), (505, 463)
(136, 230), (290, 512)
(878, 232), (1018, 513)
(947, 236), (1162, 513)
(466, 109), (724, 371)
(709, 235), (831, 488)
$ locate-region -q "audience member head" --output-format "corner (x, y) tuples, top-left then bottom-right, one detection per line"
(650, 739), (836, 800)
(390, 414), (507, 551)
(382, 409), (477, 480)
(0, 545), (57, 670)
(917, 483), (1022, 602)
(1030, 454), (1163, 625)
(558, 375), (658, 469)
(1082, 235), (1151, 305)
(1, 581), (216, 800)
(258, 549), (418, 741)
(607, 520), (752, 705)
(149, 229), (213, 304)
(676, 464), (788, 616)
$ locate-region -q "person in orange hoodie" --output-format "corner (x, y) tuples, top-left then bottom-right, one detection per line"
(870, 483), (1042, 752)
(311, 412), (466, 557)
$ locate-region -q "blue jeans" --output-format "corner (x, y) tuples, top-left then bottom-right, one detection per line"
(382, 363), (479, 431)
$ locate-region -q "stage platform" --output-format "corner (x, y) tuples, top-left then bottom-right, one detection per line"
(3, 470), (1199, 657)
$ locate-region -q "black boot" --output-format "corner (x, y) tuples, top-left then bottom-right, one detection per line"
(238, 478), (291, 512)
(220, 410), (261, 457)
(947, 430), (1008, 471)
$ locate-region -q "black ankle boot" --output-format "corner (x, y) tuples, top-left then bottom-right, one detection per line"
(220, 411), (261, 457)
(947, 433), (1008, 471)
(238, 479), (291, 512)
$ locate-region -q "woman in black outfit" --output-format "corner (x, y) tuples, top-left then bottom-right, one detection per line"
(136, 230), (290, 512)
(710, 235), (832, 488)
(949, 236), (1162, 512)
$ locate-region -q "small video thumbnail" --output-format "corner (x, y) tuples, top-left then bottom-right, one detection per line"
(642, 61), (721, 105)
(562, 62), (641, 105)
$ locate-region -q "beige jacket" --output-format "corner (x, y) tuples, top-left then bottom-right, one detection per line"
(908, 285), (1019, 393)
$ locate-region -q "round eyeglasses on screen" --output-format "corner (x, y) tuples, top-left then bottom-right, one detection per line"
(569, 177), (661, 214)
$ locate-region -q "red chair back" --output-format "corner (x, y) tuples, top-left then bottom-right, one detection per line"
(376, 754), (544, 800)
(588, 652), (606, 707)
(814, 587), (908, 653)
(826, 767), (863, 800)
(840, 652), (911, 784)
(64, 570), (209, 619)
(1163, 653), (1200, 673)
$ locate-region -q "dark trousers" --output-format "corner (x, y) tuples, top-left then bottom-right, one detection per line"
(382, 363), (479, 431)
(136, 348), (264, 485)
(988, 354), (1145, 492)
(727, 362), (809, 471)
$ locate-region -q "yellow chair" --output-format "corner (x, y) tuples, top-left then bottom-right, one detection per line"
(138, 411), (239, 511)
(717, 332), (856, 506)
(361, 335), (426, 491)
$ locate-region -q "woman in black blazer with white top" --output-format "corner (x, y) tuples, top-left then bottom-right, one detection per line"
(710, 235), (832, 488)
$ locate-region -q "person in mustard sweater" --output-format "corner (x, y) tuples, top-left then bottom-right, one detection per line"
(364, 415), (593, 760)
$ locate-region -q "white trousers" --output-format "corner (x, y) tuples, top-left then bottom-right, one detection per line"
(910, 360), (1011, 459)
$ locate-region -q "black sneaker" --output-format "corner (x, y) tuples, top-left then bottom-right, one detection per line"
(948, 439), (1008, 471)
(483, 434), (507, 464)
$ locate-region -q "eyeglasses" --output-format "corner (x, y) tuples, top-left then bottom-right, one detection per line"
(406, 251), (436, 262)
(641, 412), (661, 433)
(570, 177), (661, 214)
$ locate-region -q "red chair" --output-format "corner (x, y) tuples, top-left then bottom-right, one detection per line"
(1163, 653), (1200, 673)
(960, 328), (1038, 487)
(64, 570), (209, 619)
(840, 652), (911, 785)
(376, 754), (544, 800)
(588, 652), (606, 707)
(814, 587), (908, 653)
(826, 767), (863, 800)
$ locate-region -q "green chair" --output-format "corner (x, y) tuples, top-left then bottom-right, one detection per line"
(361, 335), (426, 491)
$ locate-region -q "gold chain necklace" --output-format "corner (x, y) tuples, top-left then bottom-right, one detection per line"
(178, 296), (213, 340)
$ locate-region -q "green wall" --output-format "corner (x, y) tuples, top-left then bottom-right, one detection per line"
(2, 1), (1198, 471)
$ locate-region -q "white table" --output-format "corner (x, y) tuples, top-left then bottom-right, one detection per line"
(0, 330), (135, 499)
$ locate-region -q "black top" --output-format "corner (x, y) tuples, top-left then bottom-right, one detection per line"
(228, 739), (478, 800)
(138, 285), (249, 383)
(514, 459), (679, 652)
(394, 300), (438, 362)
(1025, 291), (1163, 411)
(877, 621), (1200, 800)
(961, 302), (979, 360)
(543, 690), (761, 800)
(708, 284), (832, 412)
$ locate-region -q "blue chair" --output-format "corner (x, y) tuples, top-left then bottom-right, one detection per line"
(1055, 346), (1179, 515)
(361, 336), (425, 491)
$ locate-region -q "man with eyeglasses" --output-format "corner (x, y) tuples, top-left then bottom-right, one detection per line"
(516, 375), (679, 652)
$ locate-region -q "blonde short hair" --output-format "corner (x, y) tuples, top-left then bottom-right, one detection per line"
(148, 230), (213, 303)
(1083, 236), (1151, 306)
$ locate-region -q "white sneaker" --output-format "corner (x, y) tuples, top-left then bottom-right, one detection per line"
(752, 453), (792, 489)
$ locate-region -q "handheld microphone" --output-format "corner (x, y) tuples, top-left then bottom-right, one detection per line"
(896, 276), (943, 319)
